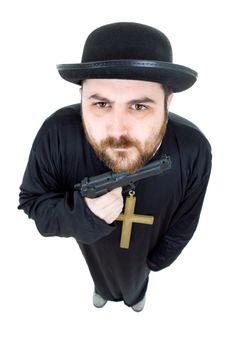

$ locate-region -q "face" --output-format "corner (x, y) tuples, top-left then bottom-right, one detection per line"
(80, 79), (173, 173)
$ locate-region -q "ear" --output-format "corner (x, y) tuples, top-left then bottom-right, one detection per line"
(167, 93), (173, 109)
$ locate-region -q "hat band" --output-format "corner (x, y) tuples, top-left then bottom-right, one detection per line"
(57, 59), (197, 77)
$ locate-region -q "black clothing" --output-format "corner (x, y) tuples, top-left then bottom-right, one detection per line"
(18, 104), (212, 306)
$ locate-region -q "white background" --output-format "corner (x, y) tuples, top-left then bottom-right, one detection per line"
(1, 0), (232, 349)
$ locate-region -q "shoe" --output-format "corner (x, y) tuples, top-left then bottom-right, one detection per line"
(93, 291), (107, 308)
(132, 295), (146, 312)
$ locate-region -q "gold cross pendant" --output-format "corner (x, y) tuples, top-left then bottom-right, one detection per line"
(116, 190), (154, 249)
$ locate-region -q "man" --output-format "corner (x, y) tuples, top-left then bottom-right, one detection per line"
(18, 22), (212, 312)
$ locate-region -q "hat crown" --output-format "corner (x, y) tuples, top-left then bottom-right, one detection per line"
(81, 22), (173, 63)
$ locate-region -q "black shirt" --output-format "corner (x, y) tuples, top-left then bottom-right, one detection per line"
(18, 104), (212, 306)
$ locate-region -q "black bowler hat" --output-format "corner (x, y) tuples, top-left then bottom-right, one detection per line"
(57, 22), (197, 92)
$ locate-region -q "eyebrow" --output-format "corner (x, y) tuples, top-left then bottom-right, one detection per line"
(88, 93), (157, 104)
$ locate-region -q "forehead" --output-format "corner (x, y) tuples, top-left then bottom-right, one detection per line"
(82, 79), (164, 98)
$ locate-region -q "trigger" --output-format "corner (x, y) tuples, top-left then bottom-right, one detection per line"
(122, 183), (135, 195)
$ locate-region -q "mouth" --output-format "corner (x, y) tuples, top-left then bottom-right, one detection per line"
(111, 145), (134, 150)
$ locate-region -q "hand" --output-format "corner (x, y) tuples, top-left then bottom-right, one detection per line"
(84, 187), (123, 224)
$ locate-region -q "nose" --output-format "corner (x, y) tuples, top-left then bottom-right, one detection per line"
(107, 107), (128, 138)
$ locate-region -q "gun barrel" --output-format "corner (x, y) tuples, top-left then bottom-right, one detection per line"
(125, 155), (171, 182)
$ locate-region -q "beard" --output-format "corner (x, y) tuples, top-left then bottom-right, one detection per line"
(81, 112), (168, 174)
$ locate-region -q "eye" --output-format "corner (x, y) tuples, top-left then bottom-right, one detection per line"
(94, 102), (110, 108)
(132, 104), (147, 111)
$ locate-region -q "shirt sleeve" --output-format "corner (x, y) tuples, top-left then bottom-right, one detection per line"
(147, 174), (211, 271)
(147, 140), (212, 272)
(18, 126), (116, 245)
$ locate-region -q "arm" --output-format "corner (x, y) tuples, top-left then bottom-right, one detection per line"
(147, 129), (212, 272)
(147, 174), (211, 271)
(18, 129), (116, 245)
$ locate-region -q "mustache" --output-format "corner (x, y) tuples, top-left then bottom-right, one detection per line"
(100, 136), (139, 148)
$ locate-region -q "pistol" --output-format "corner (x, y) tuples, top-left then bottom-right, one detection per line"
(74, 155), (171, 198)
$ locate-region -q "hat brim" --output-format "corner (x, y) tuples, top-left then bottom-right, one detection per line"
(56, 60), (197, 92)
